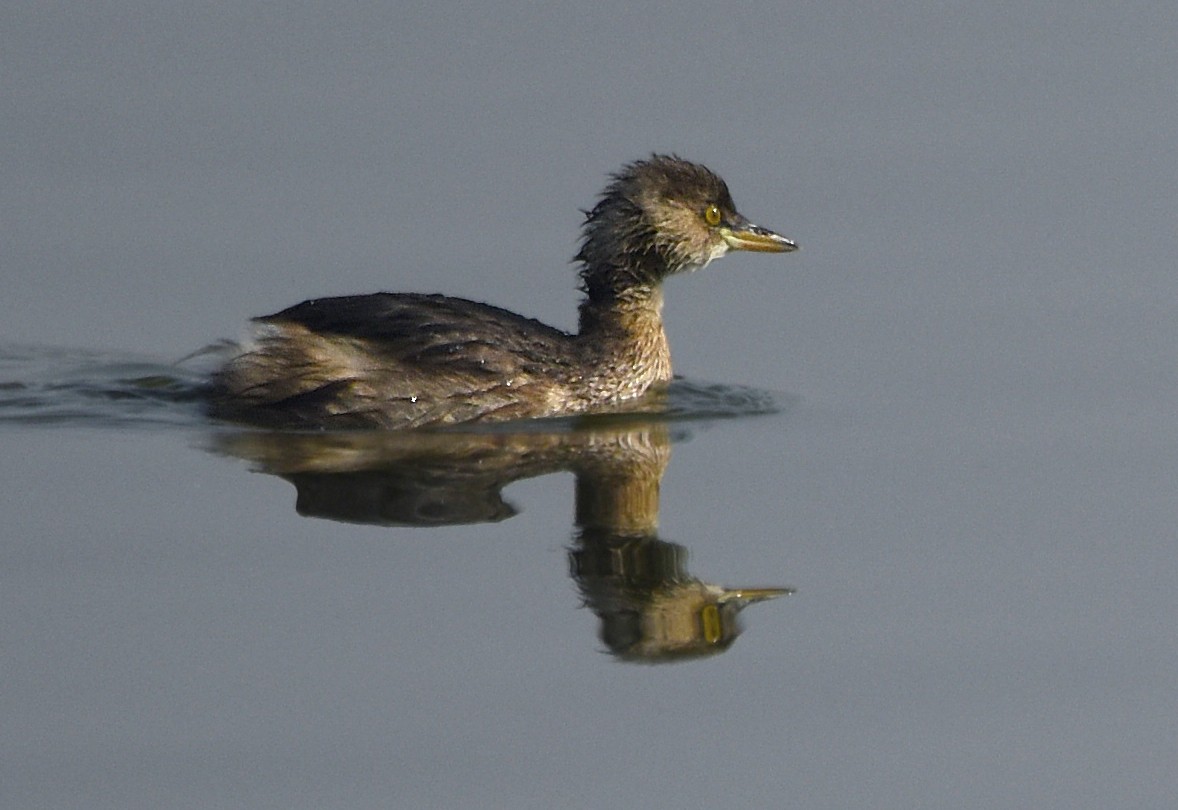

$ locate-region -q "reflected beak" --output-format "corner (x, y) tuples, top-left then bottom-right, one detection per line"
(722, 586), (796, 605)
(720, 216), (798, 253)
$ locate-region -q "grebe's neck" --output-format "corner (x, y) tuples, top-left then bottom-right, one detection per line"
(576, 284), (671, 388)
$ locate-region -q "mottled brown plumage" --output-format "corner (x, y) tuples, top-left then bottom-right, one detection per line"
(210, 155), (796, 429)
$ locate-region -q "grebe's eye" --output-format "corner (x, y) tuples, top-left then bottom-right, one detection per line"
(704, 204), (722, 226)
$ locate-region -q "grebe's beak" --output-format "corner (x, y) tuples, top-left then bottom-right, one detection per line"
(721, 214), (798, 253)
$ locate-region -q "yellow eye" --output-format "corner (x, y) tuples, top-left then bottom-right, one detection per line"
(704, 204), (722, 226)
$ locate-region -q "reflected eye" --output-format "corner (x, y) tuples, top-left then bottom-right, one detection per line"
(704, 204), (722, 226)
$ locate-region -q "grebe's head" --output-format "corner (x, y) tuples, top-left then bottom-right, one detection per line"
(576, 155), (796, 300)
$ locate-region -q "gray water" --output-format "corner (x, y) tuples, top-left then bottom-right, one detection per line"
(4, 3), (1178, 809)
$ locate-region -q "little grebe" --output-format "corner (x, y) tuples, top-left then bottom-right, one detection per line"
(210, 155), (797, 429)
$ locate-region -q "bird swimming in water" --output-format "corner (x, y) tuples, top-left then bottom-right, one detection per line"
(209, 155), (797, 429)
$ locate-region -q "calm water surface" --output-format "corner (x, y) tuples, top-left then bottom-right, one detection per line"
(2, 345), (1175, 809)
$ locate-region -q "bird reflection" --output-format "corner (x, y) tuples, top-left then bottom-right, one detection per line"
(569, 440), (791, 662)
(214, 415), (791, 662)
